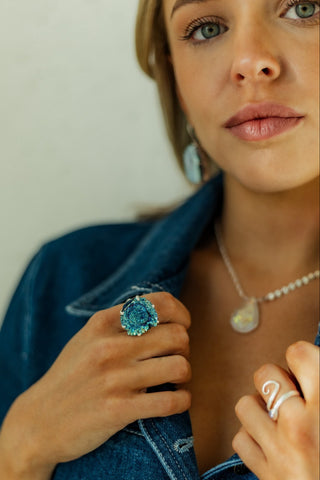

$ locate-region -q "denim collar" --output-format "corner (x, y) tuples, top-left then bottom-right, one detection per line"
(66, 173), (224, 317)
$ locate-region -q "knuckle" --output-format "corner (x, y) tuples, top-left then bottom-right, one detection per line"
(84, 340), (105, 367)
(183, 308), (192, 329)
(161, 390), (191, 416)
(285, 416), (313, 447)
(286, 341), (308, 362)
(179, 390), (192, 411)
(102, 340), (118, 361)
(86, 338), (116, 368)
(104, 370), (122, 393)
(100, 338), (125, 364)
(235, 395), (252, 416)
(231, 431), (242, 452)
(87, 311), (104, 331)
(173, 356), (191, 381)
(161, 292), (178, 316)
(232, 429), (247, 453)
(104, 396), (127, 420)
(94, 339), (110, 364)
(171, 324), (189, 348)
(88, 310), (114, 333)
(254, 363), (274, 384)
(160, 392), (177, 415)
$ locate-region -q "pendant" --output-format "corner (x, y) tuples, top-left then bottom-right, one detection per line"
(230, 298), (259, 333)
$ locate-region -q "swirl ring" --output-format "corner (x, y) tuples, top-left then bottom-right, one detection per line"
(262, 380), (300, 422)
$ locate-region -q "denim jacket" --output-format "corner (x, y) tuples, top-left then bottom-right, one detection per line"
(1, 173), (319, 480)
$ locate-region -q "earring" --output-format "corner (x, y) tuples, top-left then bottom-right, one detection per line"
(183, 124), (211, 185)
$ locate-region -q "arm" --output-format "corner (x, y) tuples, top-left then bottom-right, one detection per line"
(0, 251), (56, 479)
(0, 405), (55, 480)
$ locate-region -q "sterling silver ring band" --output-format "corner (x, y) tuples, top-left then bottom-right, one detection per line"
(268, 390), (300, 421)
(262, 380), (300, 422)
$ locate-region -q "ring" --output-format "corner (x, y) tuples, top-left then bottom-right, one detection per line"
(120, 295), (159, 336)
(262, 380), (300, 421)
(268, 391), (300, 421)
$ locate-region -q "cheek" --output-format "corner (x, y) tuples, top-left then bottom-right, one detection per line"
(290, 39), (319, 96)
(173, 52), (226, 122)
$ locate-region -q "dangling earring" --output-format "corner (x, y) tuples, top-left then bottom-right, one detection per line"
(183, 124), (212, 185)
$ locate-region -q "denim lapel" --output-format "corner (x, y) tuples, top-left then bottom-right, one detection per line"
(66, 174), (223, 317)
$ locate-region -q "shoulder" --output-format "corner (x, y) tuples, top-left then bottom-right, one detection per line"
(37, 221), (156, 290)
(43, 221), (155, 260)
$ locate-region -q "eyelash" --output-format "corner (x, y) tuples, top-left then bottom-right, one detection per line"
(180, 0), (320, 44)
(285, 0), (320, 18)
(180, 16), (224, 43)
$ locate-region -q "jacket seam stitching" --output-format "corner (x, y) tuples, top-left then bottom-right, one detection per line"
(150, 419), (189, 480)
(201, 458), (244, 478)
(139, 420), (178, 480)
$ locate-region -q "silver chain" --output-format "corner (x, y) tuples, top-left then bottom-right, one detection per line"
(214, 222), (320, 304)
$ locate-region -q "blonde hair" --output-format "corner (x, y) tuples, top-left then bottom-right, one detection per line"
(135, 0), (188, 168)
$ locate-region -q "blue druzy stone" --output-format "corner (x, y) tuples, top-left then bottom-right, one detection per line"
(120, 296), (159, 336)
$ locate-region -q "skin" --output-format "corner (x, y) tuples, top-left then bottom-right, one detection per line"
(233, 341), (320, 480)
(164, 0), (319, 272)
(0, 1), (319, 479)
(0, 293), (192, 479)
(163, 0), (319, 477)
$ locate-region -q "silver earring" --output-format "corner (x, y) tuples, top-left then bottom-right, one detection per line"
(183, 125), (211, 185)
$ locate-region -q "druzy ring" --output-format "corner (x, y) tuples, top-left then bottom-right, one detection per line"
(120, 295), (159, 336)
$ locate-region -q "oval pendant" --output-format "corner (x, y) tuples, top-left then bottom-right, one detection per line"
(230, 298), (259, 333)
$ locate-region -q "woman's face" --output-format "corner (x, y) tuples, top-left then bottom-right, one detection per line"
(163, 0), (319, 192)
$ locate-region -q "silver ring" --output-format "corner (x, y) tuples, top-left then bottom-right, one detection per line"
(268, 391), (300, 421)
(262, 380), (300, 421)
(262, 380), (280, 411)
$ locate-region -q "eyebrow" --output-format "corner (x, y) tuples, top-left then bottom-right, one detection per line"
(171, 0), (211, 19)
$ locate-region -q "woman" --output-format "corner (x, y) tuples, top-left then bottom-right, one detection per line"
(0, 0), (319, 479)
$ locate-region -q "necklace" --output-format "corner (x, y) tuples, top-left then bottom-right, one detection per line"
(214, 222), (320, 334)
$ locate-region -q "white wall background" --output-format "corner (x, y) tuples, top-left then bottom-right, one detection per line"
(0, 0), (192, 325)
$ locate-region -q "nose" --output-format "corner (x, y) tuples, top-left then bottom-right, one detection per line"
(230, 24), (281, 85)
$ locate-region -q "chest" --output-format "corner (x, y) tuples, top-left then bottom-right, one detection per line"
(179, 250), (319, 475)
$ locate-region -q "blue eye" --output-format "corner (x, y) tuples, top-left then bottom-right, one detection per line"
(193, 23), (223, 41)
(284, 1), (319, 19)
(181, 17), (228, 43)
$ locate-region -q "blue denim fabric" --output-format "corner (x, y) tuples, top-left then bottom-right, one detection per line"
(0, 173), (319, 480)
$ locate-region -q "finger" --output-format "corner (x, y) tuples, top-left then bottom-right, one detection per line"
(127, 355), (192, 391)
(143, 292), (191, 329)
(286, 341), (320, 404)
(232, 428), (267, 479)
(235, 394), (275, 447)
(128, 389), (192, 420)
(131, 322), (190, 361)
(254, 363), (304, 420)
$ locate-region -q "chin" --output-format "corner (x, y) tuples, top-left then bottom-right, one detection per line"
(212, 134), (319, 194)
(232, 167), (319, 194)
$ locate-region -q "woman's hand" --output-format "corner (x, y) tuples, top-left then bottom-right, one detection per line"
(233, 341), (319, 480)
(0, 292), (191, 478)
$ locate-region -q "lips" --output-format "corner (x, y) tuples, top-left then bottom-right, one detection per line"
(224, 103), (305, 141)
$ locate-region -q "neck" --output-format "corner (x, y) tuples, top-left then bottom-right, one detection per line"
(220, 175), (319, 279)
